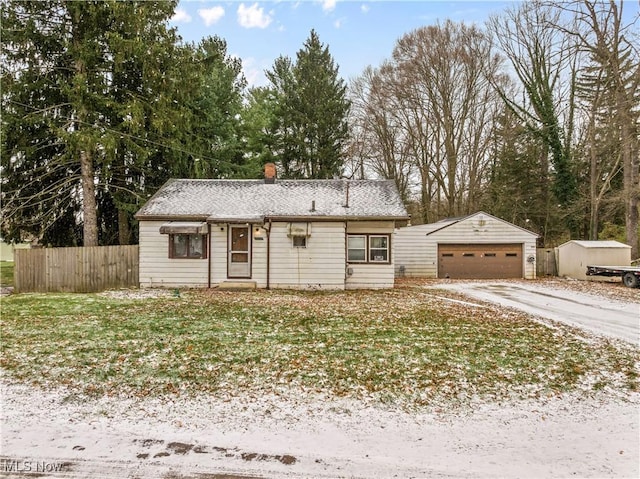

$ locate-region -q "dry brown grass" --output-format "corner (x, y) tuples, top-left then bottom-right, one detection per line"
(1, 283), (638, 407)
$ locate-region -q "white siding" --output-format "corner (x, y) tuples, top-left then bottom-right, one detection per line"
(252, 225), (268, 287)
(346, 263), (395, 289)
(140, 219), (400, 289)
(395, 224), (440, 277)
(395, 213), (538, 279)
(345, 221), (396, 289)
(557, 241), (631, 281)
(268, 222), (345, 290)
(209, 225), (227, 285)
(522, 241), (537, 280)
(139, 221), (209, 287)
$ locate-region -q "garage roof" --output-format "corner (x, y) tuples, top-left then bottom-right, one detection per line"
(560, 240), (630, 249)
(424, 211), (538, 237)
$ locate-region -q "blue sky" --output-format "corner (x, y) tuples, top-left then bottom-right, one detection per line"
(170, 1), (518, 86)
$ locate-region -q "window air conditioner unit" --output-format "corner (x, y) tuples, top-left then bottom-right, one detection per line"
(287, 222), (311, 237)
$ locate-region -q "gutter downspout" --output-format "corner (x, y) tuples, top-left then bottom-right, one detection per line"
(344, 220), (348, 285)
(207, 223), (212, 288)
(266, 219), (272, 290)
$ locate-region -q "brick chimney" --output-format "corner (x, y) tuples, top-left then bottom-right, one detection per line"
(264, 163), (276, 184)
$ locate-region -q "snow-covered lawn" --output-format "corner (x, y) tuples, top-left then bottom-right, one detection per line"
(1, 279), (639, 477)
(2, 285), (638, 403)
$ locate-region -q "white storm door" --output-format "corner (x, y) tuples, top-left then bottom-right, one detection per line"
(228, 225), (251, 278)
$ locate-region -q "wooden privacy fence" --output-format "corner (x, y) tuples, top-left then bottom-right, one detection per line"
(536, 248), (557, 277)
(14, 245), (138, 293)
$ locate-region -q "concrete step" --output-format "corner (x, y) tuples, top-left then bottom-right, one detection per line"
(218, 281), (257, 290)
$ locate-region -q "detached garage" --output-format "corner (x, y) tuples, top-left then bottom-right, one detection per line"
(395, 211), (538, 279)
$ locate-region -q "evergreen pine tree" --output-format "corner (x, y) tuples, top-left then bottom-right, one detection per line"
(266, 30), (350, 179)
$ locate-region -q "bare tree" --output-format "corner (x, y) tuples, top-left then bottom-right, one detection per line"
(348, 21), (503, 221)
(348, 66), (414, 202)
(394, 21), (504, 218)
(562, 0), (639, 256)
(579, 66), (624, 240)
(488, 1), (581, 235)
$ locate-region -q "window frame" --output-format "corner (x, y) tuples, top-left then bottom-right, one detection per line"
(347, 234), (367, 263)
(346, 233), (391, 264)
(368, 235), (389, 263)
(292, 236), (307, 248)
(169, 233), (208, 259)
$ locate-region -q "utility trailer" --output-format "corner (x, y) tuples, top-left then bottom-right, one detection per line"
(586, 265), (640, 288)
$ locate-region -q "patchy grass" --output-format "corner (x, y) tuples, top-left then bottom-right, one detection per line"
(1, 287), (638, 407)
(0, 261), (13, 287)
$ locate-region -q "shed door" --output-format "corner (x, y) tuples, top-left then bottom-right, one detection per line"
(438, 244), (522, 279)
(228, 225), (251, 278)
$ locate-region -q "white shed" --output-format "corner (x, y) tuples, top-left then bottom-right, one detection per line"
(395, 212), (538, 279)
(556, 240), (631, 281)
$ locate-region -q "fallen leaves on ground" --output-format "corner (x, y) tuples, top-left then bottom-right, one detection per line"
(1, 279), (638, 409)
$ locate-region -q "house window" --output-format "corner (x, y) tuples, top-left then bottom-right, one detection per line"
(292, 236), (307, 248)
(347, 235), (367, 262)
(369, 235), (389, 262)
(169, 234), (207, 259)
(347, 234), (390, 263)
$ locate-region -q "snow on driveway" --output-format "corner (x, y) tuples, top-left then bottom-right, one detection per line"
(434, 282), (640, 345)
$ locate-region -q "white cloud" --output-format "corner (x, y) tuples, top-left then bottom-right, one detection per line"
(322, 0), (336, 12)
(198, 6), (225, 27)
(171, 8), (192, 23)
(334, 17), (344, 29)
(237, 3), (273, 29)
(360, 4), (370, 14)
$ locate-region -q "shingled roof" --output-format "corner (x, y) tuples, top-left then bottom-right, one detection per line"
(135, 179), (409, 222)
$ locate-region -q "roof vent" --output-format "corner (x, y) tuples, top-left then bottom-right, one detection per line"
(264, 163), (276, 184)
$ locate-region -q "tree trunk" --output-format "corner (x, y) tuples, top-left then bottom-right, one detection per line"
(617, 58), (639, 259)
(626, 194), (639, 259)
(622, 115), (639, 258)
(588, 115), (599, 240)
(589, 203), (599, 241)
(72, 7), (98, 248)
(420, 174), (428, 224)
(80, 149), (98, 247)
(118, 209), (131, 245)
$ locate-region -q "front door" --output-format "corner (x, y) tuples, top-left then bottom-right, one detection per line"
(228, 225), (251, 278)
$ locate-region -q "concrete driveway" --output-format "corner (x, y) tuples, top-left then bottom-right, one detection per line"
(434, 282), (640, 345)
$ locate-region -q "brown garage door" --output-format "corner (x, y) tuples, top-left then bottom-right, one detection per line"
(438, 244), (523, 279)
